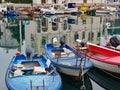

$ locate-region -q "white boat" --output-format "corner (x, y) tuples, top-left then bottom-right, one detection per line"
(41, 4), (64, 15)
(44, 38), (93, 79)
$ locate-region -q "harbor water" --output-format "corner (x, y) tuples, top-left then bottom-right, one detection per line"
(0, 13), (120, 90)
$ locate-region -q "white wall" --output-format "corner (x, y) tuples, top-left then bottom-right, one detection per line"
(33, 0), (106, 4)
(61, 0), (105, 4)
(33, 0), (41, 4)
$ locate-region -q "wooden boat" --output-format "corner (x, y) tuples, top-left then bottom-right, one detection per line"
(5, 52), (62, 90)
(75, 39), (120, 76)
(44, 43), (93, 79)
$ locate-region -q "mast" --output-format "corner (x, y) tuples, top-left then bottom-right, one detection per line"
(19, 21), (22, 52)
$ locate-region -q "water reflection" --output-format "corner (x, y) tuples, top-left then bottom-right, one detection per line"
(0, 14), (120, 90)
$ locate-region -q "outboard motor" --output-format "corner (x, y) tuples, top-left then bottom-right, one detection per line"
(80, 39), (87, 47)
(53, 38), (59, 47)
(25, 45), (33, 59)
(53, 38), (58, 44)
(108, 35), (120, 47)
(60, 36), (66, 47)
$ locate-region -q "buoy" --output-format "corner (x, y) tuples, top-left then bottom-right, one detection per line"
(16, 51), (20, 55)
(80, 4), (88, 11)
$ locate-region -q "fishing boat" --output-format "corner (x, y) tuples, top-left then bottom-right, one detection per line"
(40, 4), (64, 15)
(5, 52), (62, 90)
(75, 39), (120, 76)
(4, 11), (20, 16)
(44, 38), (93, 79)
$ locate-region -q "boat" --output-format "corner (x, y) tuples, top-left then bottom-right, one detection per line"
(20, 8), (33, 16)
(4, 11), (20, 16)
(75, 39), (120, 76)
(44, 38), (93, 79)
(40, 8), (64, 15)
(5, 52), (62, 90)
(40, 4), (64, 15)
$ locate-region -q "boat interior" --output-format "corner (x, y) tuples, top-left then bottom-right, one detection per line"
(88, 44), (120, 57)
(78, 43), (120, 61)
(51, 49), (88, 67)
(51, 47), (75, 58)
(9, 60), (52, 77)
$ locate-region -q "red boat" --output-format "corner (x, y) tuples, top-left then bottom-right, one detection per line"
(74, 39), (120, 76)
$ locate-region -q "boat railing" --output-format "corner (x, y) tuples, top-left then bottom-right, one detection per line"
(41, 67), (56, 89)
(8, 67), (56, 90)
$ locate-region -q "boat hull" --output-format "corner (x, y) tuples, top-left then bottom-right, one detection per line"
(54, 64), (89, 77)
(91, 58), (120, 75)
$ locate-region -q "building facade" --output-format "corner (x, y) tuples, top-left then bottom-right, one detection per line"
(33, 0), (106, 5)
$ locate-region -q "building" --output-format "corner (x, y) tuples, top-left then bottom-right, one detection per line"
(33, 0), (106, 5)
(23, 15), (105, 54)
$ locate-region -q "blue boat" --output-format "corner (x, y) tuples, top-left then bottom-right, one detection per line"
(4, 11), (20, 16)
(44, 41), (93, 79)
(5, 52), (62, 90)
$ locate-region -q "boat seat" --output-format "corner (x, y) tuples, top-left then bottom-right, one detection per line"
(13, 64), (24, 76)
